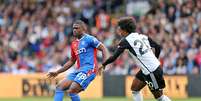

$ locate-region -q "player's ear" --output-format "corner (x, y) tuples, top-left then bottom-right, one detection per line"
(81, 23), (88, 32)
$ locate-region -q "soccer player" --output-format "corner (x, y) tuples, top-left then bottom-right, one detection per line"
(99, 17), (171, 101)
(47, 20), (108, 101)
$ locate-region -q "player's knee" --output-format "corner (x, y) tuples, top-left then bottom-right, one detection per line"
(55, 83), (69, 91)
(152, 90), (163, 99)
(67, 88), (80, 94)
(131, 85), (135, 91)
(55, 84), (63, 90)
(131, 84), (139, 91)
(55, 86), (64, 92)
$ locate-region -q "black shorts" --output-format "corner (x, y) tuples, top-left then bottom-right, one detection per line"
(135, 67), (165, 91)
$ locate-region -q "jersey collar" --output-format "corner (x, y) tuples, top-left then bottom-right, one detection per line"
(131, 32), (139, 35)
(126, 32), (138, 38)
(78, 34), (87, 41)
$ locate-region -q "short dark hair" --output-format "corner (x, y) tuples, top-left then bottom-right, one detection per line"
(118, 17), (136, 33)
(74, 20), (87, 31)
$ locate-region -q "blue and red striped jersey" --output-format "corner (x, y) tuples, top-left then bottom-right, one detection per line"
(71, 34), (101, 73)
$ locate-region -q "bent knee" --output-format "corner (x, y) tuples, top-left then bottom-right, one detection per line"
(56, 85), (65, 91)
(131, 82), (145, 91)
(131, 78), (146, 91)
(131, 85), (140, 91)
(56, 83), (70, 91)
(67, 89), (77, 94)
(55, 86), (64, 93)
(152, 90), (163, 99)
(67, 88), (81, 94)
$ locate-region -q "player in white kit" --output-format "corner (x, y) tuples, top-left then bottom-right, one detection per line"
(99, 17), (171, 101)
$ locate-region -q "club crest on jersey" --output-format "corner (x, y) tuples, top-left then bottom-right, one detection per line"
(81, 41), (85, 45)
(93, 38), (97, 43)
(75, 48), (86, 55)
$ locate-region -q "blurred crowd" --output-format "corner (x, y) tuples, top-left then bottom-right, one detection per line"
(0, 0), (200, 75)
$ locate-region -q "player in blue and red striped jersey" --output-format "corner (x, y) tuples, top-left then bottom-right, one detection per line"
(47, 20), (108, 101)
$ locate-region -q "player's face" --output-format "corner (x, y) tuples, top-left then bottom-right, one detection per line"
(117, 26), (127, 37)
(73, 24), (83, 38)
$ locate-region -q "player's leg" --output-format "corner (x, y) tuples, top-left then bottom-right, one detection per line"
(67, 82), (82, 101)
(131, 70), (146, 101)
(152, 90), (171, 101)
(54, 78), (73, 101)
(54, 72), (76, 101)
(67, 72), (96, 101)
(146, 67), (171, 101)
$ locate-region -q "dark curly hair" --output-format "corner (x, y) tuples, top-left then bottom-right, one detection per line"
(73, 20), (87, 31)
(117, 17), (136, 33)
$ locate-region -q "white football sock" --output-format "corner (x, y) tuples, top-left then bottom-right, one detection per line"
(157, 95), (171, 101)
(132, 91), (143, 101)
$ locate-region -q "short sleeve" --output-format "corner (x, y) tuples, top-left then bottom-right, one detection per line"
(117, 38), (129, 50)
(89, 36), (101, 48)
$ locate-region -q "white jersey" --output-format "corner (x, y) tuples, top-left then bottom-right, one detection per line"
(125, 33), (160, 75)
(102, 32), (161, 75)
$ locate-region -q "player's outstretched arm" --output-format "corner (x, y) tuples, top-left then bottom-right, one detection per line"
(101, 38), (128, 70)
(97, 43), (109, 62)
(56, 58), (76, 74)
(96, 43), (109, 75)
(97, 47), (124, 75)
(101, 47), (124, 70)
(46, 58), (76, 79)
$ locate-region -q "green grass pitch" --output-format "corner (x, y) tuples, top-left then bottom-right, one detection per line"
(0, 97), (201, 101)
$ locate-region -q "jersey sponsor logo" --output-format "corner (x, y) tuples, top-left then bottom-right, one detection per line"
(75, 48), (86, 55)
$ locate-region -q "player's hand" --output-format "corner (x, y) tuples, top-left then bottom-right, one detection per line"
(97, 64), (105, 75)
(46, 71), (58, 79)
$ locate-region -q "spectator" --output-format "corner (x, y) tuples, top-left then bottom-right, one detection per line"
(0, 0), (200, 75)
(175, 57), (187, 75)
